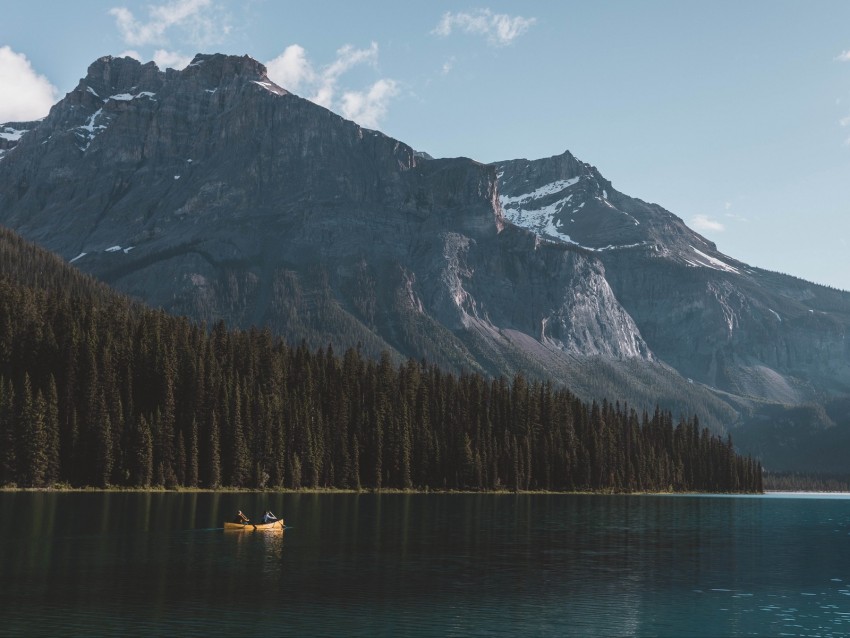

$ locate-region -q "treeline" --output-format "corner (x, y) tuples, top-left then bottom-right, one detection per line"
(763, 472), (850, 492)
(0, 227), (762, 492)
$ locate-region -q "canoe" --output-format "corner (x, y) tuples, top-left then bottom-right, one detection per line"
(223, 519), (285, 531)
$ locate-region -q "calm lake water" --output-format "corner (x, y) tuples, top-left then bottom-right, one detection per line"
(2, 492), (850, 637)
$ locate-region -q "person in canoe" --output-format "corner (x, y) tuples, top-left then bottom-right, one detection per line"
(262, 510), (278, 524)
(233, 510), (250, 524)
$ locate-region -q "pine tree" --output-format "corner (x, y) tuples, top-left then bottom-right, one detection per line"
(131, 414), (153, 487)
(92, 389), (113, 488)
(186, 418), (199, 488)
(206, 411), (221, 489)
(0, 378), (16, 485)
(19, 376), (47, 487)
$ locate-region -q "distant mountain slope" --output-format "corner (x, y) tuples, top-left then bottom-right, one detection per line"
(0, 225), (763, 492)
(494, 151), (850, 406)
(1, 54), (849, 470)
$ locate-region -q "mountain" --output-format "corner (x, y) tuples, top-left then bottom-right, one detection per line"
(1, 53), (848, 471)
(494, 152), (850, 403)
(0, 225), (763, 492)
(494, 152), (850, 470)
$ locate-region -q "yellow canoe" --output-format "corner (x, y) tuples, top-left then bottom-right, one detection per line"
(223, 519), (285, 531)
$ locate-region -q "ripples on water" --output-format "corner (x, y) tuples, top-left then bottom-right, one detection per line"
(2, 492), (850, 636)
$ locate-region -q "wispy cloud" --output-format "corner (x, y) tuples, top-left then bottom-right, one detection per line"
(266, 42), (398, 128)
(432, 9), (536, 46)
(266, 45), (315, 93)
(692, 215), (725, 233)
(340, 79), (399, 129)
(0, 46), (60, 121)
(441, 57), (455, 75)
(312, 43), (379, 108)
(152, 49), (194, 70)
(118, 48), (191, 70)
(835, 50), (850, 62)
(109, 0), (230, 68)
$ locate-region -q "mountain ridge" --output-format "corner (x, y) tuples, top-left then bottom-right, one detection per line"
(2, 53), (849, 471)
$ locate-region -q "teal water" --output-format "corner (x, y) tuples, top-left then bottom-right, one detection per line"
(2, 492), (850, 636)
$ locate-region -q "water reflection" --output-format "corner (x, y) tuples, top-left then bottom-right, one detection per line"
(2, 492), (850, 636)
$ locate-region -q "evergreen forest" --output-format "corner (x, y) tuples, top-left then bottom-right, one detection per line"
(0, 227), (763, 492)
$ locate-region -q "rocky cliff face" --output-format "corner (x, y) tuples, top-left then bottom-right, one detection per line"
(0, 54), (649, 373)
(493, 152), (850, 471)
(494, 151), (850, 407)
(2, 53), (849, 471)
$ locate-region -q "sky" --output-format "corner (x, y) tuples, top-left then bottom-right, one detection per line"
(2, 0), (850, 291)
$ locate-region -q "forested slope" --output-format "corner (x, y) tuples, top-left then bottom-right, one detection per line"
(0, 227), (762, 492)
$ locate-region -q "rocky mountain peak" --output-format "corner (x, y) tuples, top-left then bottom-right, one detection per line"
(174, 53), (287, 97)
(82, 55), (162, 98)
(185, 53), (270, 80)
(496, 149), (604, 197)
(3, 53), (850, 472)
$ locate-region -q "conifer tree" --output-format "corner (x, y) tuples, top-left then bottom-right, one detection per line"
(187, 418), (199, 488)
(0, 378), (16, 484)
(131, 414), (153, 487)
(44, 375), (61, 485)
(19, 376), (47, 487)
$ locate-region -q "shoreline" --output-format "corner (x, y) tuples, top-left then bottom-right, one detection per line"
(0, 485), (765, 495)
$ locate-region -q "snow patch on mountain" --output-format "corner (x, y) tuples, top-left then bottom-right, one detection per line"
(502, 197), (572, 242)
(75, 109), (109, 151)
(499, 177), (646, 251)
(1, 126), (29, 141)
(499, 178), (582, 243)
(687, 246), (740, 274)
(108, 91), (156, 101)
(500, 177), (581, 206)
(252, 80), (285, 96)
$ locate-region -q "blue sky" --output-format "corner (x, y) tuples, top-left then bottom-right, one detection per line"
(2, 0), (850, 290)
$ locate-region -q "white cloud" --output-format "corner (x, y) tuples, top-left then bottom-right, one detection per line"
(265, 42), (397, 128)
(441, 57), (455, 75)
(433, 9), (536, 46)
(692, 215), (725, 233)
(312, 42), (379, 108)
(266, 45), (315, 93)
(118, 49), (143, 61)
(0, 46), (60, 122)
(835, 50), (850, 62)
(117, 47), (190, 70)
(153, 49), (193, 70)
(840, 115), (850, 128)
(109, 0), (230, 48)
(340, 79), (399, 129)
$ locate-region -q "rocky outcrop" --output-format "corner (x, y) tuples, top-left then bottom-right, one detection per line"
(494, 151), (850, 407)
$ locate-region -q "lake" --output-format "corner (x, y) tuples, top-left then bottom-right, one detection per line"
(2, 492), (850, 636)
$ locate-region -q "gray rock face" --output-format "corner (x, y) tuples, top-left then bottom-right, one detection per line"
(495, 153), (850, 471)
(2, 53), (849, 470)
(0, 121), (39, 162)
(494, 152), (850, 406)
(0, 54), (645, 369)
